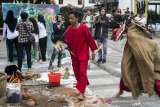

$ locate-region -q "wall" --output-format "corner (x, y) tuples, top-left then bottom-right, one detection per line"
(54, 0), (83, 8)
(119, 0), (133, 14)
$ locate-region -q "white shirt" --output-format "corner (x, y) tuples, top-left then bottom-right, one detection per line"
(134, 17), (147, 26)
(38, 22), (47, 39)
(33, 33), (39, 43)
(85, 16), (92, 28)
(3, 23), (19, 39)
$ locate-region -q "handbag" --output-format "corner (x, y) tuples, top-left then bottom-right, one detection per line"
(111, 24), (125, 41)
(22, 23), (35, 45)
(28, 32), (35, 45)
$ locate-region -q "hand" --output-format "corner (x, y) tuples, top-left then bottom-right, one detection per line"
(51, 15), (56, 23)
(91, 51), (96, 61)
(90, 21), (94, 23)
(100, 20), (105, 24)
(60, 20), (65, 25)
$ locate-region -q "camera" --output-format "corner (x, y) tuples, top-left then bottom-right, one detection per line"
(100, 16), (104, 21)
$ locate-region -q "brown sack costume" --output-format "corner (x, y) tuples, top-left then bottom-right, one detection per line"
(121, 20), (160, 99)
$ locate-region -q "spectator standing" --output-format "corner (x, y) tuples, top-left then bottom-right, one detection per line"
(48, 14), (66, 69)
(124, 7), (130, 21)
(3, 10), (19, 63)
(114, 8), (124, 24)
(82, 10), (94, 34)
(29, 17), (39, 63)
(16, 12), (33, 70)
(38, 14), (47, 62)
(94, 7), (109, 63)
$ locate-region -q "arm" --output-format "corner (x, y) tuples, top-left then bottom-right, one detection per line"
(85, 25), (98, 51)
(85, 26), (98, 60)
(30, 23), (34, 33)
(57, 20), (65, 29)
(16, 21), (20, 31)
(94, 16), (100, 25)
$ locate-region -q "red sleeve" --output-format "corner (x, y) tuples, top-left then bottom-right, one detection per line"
(84, 25), (98, 51)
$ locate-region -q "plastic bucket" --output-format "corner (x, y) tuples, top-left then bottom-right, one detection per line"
(0, 72), (7, 99)
(6, 83), (21, 103)
(48, 72), (61, 86)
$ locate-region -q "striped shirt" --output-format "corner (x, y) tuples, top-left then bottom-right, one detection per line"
(16, 20), (34, 43)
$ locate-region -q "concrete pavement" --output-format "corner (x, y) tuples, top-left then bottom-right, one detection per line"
(92, 36), (160, 107)
(1, 35), (160, 106)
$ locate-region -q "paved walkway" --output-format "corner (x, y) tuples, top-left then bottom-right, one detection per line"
(96, 37), (160, 77)
(92, 37), (160, 107)
(1, 35), (160, 106)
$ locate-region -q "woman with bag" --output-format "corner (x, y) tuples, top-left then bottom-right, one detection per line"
(38, 14), (47, 63)
(29, 17), (39, 63)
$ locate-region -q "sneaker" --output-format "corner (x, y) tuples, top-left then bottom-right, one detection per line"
(102, 60), (106, 64)
(48, 65), (54, 69)
(39, 60), (43, 64)
(34, 60), (38, 63)
(97, 59), (102, 63)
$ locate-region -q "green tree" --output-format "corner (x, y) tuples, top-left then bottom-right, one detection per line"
(147, 10), (160, 24)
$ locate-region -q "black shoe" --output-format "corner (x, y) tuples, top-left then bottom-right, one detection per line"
(102, 60), (106, 64)
(97, 59), (102, 63)
(57, 64), (61, 67)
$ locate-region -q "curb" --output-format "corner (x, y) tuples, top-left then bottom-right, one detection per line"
(90, 60), (121, 77)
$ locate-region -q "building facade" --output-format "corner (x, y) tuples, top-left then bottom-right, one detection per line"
(54, 0), (102, 8)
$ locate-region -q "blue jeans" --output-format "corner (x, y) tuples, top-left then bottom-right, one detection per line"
(97, 37), (108, 60)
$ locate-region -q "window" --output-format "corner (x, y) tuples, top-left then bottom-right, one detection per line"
(78, 0), (82, 5)
(59, 0), (63, 4)
(89, 0), (96, 3)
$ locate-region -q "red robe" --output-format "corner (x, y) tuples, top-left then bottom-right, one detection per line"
(66, 23), (97, 93)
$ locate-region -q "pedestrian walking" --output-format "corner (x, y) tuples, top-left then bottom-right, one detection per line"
(112, 13), (160, 99)
(65, 10), (98, 100)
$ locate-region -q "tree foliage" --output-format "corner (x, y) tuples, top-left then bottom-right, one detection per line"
(147, 10), (160, 24)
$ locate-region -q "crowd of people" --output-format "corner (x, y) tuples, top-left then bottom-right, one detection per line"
(4, 4), (158, 100)
(3, 10), (48, 70)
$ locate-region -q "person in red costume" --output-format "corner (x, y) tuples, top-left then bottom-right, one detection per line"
(65, 10), (98, 100)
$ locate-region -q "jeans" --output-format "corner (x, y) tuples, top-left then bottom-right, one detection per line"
(17, 42), (31, 69)
(39, 36), (47, 61)
(6, 37), (18, 62)
(49, 47), (62, 67)
(33, 42), (39, 60)
(97, 37), (108, 60)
